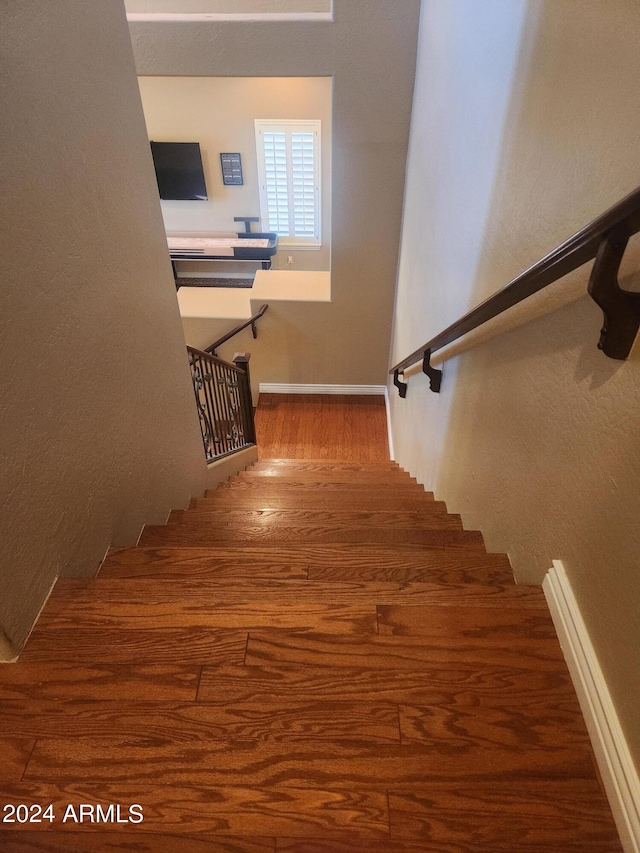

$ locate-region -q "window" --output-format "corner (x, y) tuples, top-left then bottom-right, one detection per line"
(254, 119), (321, 248)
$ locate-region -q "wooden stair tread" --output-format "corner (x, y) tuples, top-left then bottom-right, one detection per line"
(280, 835), (619, 853)
(0, 737), (36, 783)
(1, 694), (589, 742)
(387, 782), (622, 848)
(0, 698), (401, 742)
(19, 628), (249, 665)
(397, 699), (589, 746)
(0, 782), (388, 839)
(197, 661), (577, 704)
(34, 601), (376, 634)
(52, 578), (546, 607)
(98, 545), (514, 584)
(0, 662), (201, 700)
(253, 458), (403, 467)
(139, 524), (485, 548)
(1, 831), (276, 853)
(100, 542), (511, 562)
(231, 463), (417, 484)
(221, 480), (427, 490)
(8, 446), (620, 849)
(168, 511), (465, 531)
(245, 623), (566, 671)
(100, 546), (311, 579)
(171, 507), (456, 524)
(247, 469), (402, 482)
(23, 737), (594, 787)
(197, 492), (437, 508)
(306, 554), (514, 582)
(379, 603), (563, 635)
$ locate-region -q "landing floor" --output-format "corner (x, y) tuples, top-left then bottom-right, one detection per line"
(255, 394), (389, 461)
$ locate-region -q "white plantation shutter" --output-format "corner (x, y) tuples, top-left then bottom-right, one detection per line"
(255, 120), (321, 247)
(263, 131), (290, 236)
(291, 131), (316, 238)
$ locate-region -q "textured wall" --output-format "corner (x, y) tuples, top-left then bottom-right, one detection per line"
(389, 0), (640, 766)
(129, 0), (420, 387)
(138, 75), (332, 271)
(0, 1), (208, 654)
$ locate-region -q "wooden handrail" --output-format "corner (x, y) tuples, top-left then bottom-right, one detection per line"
(206, 304), (269, 356)
(390, 185), (640, 395)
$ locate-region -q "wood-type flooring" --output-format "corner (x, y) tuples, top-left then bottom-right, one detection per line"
(0, 399), (623, 851)
(254, 394), (390, 461)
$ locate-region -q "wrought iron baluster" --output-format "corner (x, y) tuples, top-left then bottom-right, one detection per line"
(200, 356), (220, 454)
(222, 363), (235, 449)
(225, 365), (242, 448)
(212, 360), (230, 456)
(189, 353), (215, 460)
(233, 353), (255, 445)
(186, 346), (256, 462)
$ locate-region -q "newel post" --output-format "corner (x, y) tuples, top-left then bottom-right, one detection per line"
(233, 352), (256, 445)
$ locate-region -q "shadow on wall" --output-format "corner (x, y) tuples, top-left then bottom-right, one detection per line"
(388, 0), (536, 490)
(389, 0), (640, 783)
(436, 0), (640, 557)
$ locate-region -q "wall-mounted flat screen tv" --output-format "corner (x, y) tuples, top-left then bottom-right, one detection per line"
(150, 141), (208, 200)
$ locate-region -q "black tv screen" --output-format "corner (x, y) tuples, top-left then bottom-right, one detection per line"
(150, 141), (208, 200)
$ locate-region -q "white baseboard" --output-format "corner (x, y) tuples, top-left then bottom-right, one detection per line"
(258, 383), (386, 395)
(177, 272), (253, 280)
(127, 12), (334, 23)
(5, 576), (58, 663)
(543, 560), (640, 853)
(384, 385), (395, 460)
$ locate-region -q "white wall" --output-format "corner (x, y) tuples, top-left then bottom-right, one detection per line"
(0, 1), (208, 655)
(389, 0), (640, 769)
(138, 75), (332, 271)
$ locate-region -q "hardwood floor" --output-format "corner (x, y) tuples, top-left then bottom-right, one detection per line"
(255, 394), (390, 461)
(0, 399), (623, 851)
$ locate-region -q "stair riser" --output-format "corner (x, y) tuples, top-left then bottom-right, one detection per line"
(175, 506), (449, 519)
(167, 511), (463, 530)
(235, 472), (417, 483)
(97, 547), (513, 584)
(250, 461), (403, 471)
(198, 493), (437, 508)
(49, 580), (546, 608)
(230, 483), (421, 493)
(139, 526), (484, 548)
(102, 543), (505, 561)
(240, 464), (411, 472)
(238, 472), (423, 489)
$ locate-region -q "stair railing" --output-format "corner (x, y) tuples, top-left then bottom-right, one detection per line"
(390, 185), (640, 397)
(187, 347), (256, 462)
(206, 304), (269, 357)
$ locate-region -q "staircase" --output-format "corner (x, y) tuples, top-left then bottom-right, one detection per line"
(0, 460), (622, 851)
